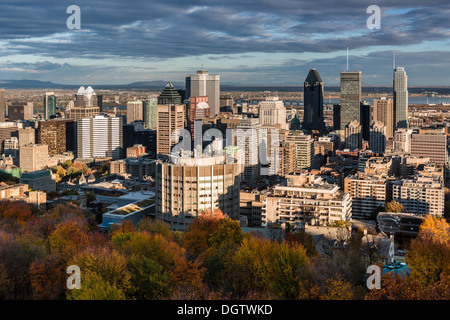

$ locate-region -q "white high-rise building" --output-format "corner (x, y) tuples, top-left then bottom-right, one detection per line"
(186, 69), (220, 116)
(394, 67), (408, 129)
(77, 115), (122, 160)
(258, 96), (288, 130)
(394, 128), (414, 153)
(236, 118), (263, 182)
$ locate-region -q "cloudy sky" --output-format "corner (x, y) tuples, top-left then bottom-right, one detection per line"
(0, 0), (449, 86)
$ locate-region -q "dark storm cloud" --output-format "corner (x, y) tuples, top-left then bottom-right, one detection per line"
(0, 0), (449, 60)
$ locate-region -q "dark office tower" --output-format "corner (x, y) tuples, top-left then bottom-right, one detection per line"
(360, 101), (371, 141)
(0, 89), (5, 122)
(302, 68), (325, 132)
(44, 92), (57, 120)
(340, 71), (361, 130)
(97, 94), (103, 113)
(393, 67), (408, 129)
(37, 119), (75, 155)
(157, 82), (182, 105)
(333, 104), (341, 131)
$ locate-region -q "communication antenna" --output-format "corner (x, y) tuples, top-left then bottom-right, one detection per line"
(346, 45), (349, 71)
(393, 51), (396, 70)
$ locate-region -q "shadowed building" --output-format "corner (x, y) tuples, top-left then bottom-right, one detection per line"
(8, 102), (33, 121)
(0, 89), (5, 122)
(302, 68), (325, 132)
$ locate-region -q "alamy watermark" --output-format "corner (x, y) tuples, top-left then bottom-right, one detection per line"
(170, 125), (280, 176)
(366, 5), (381, 29)
(67, 5), (81, 30)
(67, 265), (81, 289)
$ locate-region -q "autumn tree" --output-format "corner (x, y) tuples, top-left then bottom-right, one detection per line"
(417, 214), (450, 244)
(67, 246), (131, 300)
(29, 255), (67, 300)
(113, 231), (206, 299)
(48, 220), (89, 262)
(405, 215), (450, 287)
(384, 200), (405, 213)
(184, 209), (228, 258)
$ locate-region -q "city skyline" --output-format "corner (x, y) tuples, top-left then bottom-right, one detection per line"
(0, 1), (449, 86)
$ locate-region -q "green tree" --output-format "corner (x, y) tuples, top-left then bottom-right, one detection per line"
(127, 254), (171, 299)
(67, 270), (127, 300)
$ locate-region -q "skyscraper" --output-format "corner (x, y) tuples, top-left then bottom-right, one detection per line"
(126, 99), (143, 124)
(44, 92), (56, 119)
(188, 96), (210, 140)
(156, 104), (186, 156)
(341, 120), (362, 151)
(77, 115), (123, 160)
(340, 71), (361, 130)
(373, 98), (394, 139)
(143, 97), (157, 130)
(37, 119), (75, 156)
(286, 131), (314, 170)
(394, 67), (408, 129)
(186, 69), (220, 116)
(360, 101), (371, 141)
(333, 104), (341, 131)
(8, 102), (34, 121)
(158, 82), (183, 105)
(237, 118), (263, 182)
(155, 154), (241, 231)
(259, 96), (288, 130)
(369, 121), (386, 154)
(302, 68), (325, 132)
(0, 89), (6, 122)
(66, 86), (100, 120)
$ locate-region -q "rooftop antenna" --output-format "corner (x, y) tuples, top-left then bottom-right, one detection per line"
(393, 51), (396, 70)
(346, 45), (349, 71)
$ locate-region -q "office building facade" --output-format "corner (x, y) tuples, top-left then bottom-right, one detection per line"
(373, 98), (394, 139)
(186, 69), (220, 116)
(77, 115), (123, 160)
(340, 71), (361, 129)
(393, 67), (408, 129)
(155, 155), (241, 231)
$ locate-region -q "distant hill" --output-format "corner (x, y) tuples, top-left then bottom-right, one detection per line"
(0, 79), (74, 89)
(0, 79), (184, 90)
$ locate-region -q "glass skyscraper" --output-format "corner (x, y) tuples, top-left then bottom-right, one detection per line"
(302, 68), (325, 132)
(44, 92), (56, 119)
(143, 97), (158, 130)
